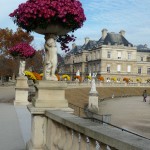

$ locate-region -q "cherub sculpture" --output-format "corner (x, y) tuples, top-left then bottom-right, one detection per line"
(44, 34), (58, 81)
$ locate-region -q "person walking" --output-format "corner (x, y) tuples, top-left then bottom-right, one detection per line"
(143, 90), (147, 102)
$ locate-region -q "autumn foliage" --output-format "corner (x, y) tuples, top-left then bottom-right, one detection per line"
(0, 28), (34, 79)
(0, 28), (33, 53)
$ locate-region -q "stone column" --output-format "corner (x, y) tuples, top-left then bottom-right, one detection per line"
(26, 80), (73, 150)
(14, 76), (30, 105)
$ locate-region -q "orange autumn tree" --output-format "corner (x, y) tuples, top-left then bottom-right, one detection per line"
(0, 28), (34, 79)
(0, 28), (33, 54)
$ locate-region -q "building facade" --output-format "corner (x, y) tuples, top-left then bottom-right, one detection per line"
(61, 29), (150, 82)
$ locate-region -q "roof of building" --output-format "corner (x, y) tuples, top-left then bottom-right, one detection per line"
(98, 32), (133, 46)
(66, 29), (150, 55)
(137, 44), (150, 52)
(69, 45), (82, 54)
(82, 40), (98, 50)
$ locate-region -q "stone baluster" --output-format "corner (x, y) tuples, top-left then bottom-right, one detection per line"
(53, 122), (61, 149)
(79, 134), (87, 150)
(63, 128), (73, 150)
(46, 119), (57, 150)
(107, 145), (117, 150)
(99, 142), (117, 150)
(96, 141), (101, 150)
(57, 126), (67, 150)
(107, 145), (111, 150)
(86, 137), (90, 150)
(88, 138), (97, 150)
(71, 130), (79, 150)
(30, 116), (47, 149)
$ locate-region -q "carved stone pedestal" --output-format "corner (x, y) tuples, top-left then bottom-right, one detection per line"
(88, 93), (99, 113)
(88, 76), (99, 113)
(32, 80), (68, 108)
(26, 80), (73, 150)
(14, 76), (30, 105)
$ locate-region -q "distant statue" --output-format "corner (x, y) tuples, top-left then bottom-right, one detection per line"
(76, 70), (80, 76)
(90, 73), (97, 93)
(44, 34), (58, 81)
(19, 60), (26, 76)
(89, 72), (91, 77)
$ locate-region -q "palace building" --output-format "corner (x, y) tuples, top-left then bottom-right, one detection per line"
(61, 29), (150, 82)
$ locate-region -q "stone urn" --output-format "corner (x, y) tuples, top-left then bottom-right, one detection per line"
(34, 24), (71, 35)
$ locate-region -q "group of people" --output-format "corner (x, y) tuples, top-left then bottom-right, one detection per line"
(142, 90), (149, 102)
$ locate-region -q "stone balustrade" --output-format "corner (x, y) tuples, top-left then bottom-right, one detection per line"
(43, 110), (150, 150)
(66, 81), (150, 88)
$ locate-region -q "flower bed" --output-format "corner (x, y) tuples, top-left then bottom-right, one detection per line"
(86, 76), (92, 80)
(98, 76), (104, 82)
(123, 77), (129, 83)
(24, 71), (36, 80)
(136, 78), (142, 83)
(62, 74), (70, 81)
(74, 76), (82, 82)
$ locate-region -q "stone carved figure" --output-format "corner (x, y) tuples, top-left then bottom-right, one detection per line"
(75, 70), (80, 82)
(19, 59), (26, 76)
(90, 73), (97, 93)
(44, 34), (58, 81)
(89, 72), (91, 77)
(76, 70), (80, 76)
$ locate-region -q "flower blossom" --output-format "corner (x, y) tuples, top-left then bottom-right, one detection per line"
(9, 42), (36, 58)
(9, 0), (86, 52)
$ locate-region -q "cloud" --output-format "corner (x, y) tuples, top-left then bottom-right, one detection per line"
(79, 0), (150, 46)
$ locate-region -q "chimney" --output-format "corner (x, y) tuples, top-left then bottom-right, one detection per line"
(85, 37), (90, 45)
(119, 30), (125, 37)
(101, 28), (108, 39)
(72, 43), (76, 49)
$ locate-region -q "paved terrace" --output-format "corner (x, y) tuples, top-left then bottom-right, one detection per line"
(0, 87), (31, 150)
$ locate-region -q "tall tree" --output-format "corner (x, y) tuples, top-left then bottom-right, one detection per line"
(26, 50), (44, 73)
(0, 27), (33, 54)
(0, 27), (34, 79)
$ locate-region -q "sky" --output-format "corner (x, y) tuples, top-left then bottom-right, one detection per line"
(1, 0), (150, 54)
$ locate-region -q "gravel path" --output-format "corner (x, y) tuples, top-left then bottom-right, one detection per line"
(99, 96), (150, 139)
